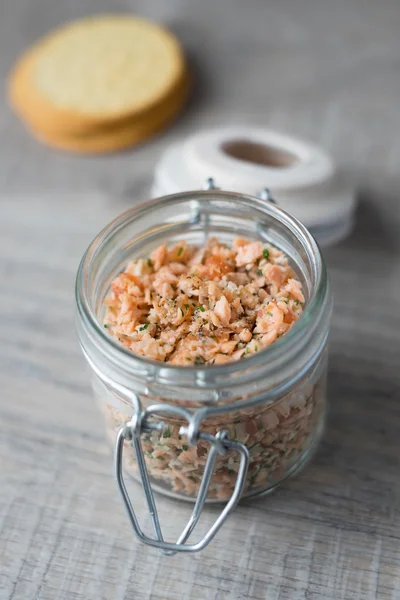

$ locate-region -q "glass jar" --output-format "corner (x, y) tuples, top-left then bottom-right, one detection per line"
(75, 189), (332, 552)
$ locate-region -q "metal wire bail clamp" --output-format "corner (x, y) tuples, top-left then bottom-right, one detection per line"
(114, 394), (250, 554)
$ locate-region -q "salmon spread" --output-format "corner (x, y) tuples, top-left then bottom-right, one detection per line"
(104, 237), (305, 364)
(101, 237), (325, 500)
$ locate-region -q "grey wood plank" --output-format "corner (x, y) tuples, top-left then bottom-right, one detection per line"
(1, 0), (400, 599)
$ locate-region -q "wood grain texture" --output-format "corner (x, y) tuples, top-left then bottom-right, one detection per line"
(1, 0), (400, 599)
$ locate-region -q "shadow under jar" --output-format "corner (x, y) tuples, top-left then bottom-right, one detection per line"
(76, 190), (332, 508)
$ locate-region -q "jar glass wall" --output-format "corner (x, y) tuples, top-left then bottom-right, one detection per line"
(76, 191), (332, 503)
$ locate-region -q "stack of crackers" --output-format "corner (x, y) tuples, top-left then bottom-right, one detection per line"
(8, 14), (189, 153)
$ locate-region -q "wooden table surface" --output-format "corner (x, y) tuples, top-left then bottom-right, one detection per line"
(1, 1), (400, 599)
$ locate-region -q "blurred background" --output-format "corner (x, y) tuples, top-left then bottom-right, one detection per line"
(1, 0), (400, 203)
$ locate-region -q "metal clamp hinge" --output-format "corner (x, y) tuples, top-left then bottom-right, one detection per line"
(203, 178), (276, 204)
(114, 400), (249, 555)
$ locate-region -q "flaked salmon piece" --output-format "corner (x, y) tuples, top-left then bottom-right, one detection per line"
(111, 273), (142, 296)
(245, 339), (261, 354)
(126, 258), (152, 277)
(232, 297), (244, 315)
(283, 310), (297, 324)
(130, 338), (167, 361)
(254, 302), (284, 334)
(150, 244), (167, 270)
(232, 348), (246, 361)
(233, 237), (250, 248)
(228, 317), (255, 334)
(235, 242), (263, 267)
(277, 300), (289, 314)
(169, 352), (192, 365)
(205, 236), (224, 251)
(239, 286), (260, 309)
(213, 295), (231, 327)
(159, 329), (182, 346)
(224, 271), (250, 286)
(119, 291), (137, 312)
(260, 330), (278, 346)
(267, 245), (289, 265)
(159, 281), (175, 299)
(113, 320), (140, 335)
(214, 353), (232, 365)
(205, 255), (232, 279)
(208, 282), (222, 301)
(285, 278), (305, 303)
(246, 419), (258, 435)
(239, 328), (252, 342)
(104, 296), (119, 307)
(144, 288), (155, 304)
(153, 265), (179, 285)
(210, 312), (221, 328)
(169, 262), (188, 275)
(220, 340), (238, 354)
(198, 283), (211, 306)
(117, 308), (145, 328)
(188, 247), (205, 266)
(191, 264), (208, 278)
(153, 270), (178, 297)
(263, 263), (286, 286)
(168, 241), (193, 263)
(116, 336), (132, 349)
(178, 274), (203, 296)
(260, 409), (280, 430)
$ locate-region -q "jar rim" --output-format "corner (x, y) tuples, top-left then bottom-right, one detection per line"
(76, 190), (329, 390)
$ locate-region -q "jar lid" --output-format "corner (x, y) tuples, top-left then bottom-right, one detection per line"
(152, 126), (356, 246)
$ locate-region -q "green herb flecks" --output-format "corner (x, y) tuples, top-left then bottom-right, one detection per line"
(263, 249), (269, 260)
(177, 247), (183, 257)
(139, 322), (150, 331)
(162, 428), (171, 438)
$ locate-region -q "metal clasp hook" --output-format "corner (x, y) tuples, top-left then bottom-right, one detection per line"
(114, 398), (249, 554)
(203, 178), (277, 204)
(256, 187), (277, 204)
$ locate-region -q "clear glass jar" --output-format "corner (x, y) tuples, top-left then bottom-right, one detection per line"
(76, 190), (332, 508)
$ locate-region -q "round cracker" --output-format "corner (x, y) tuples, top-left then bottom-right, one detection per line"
(8, 14), (186, 132)
(10, 62), (188, 136)
(22, 75), (189, 154)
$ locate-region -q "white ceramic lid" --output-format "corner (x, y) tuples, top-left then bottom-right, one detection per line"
(152, 127), (356, 246)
